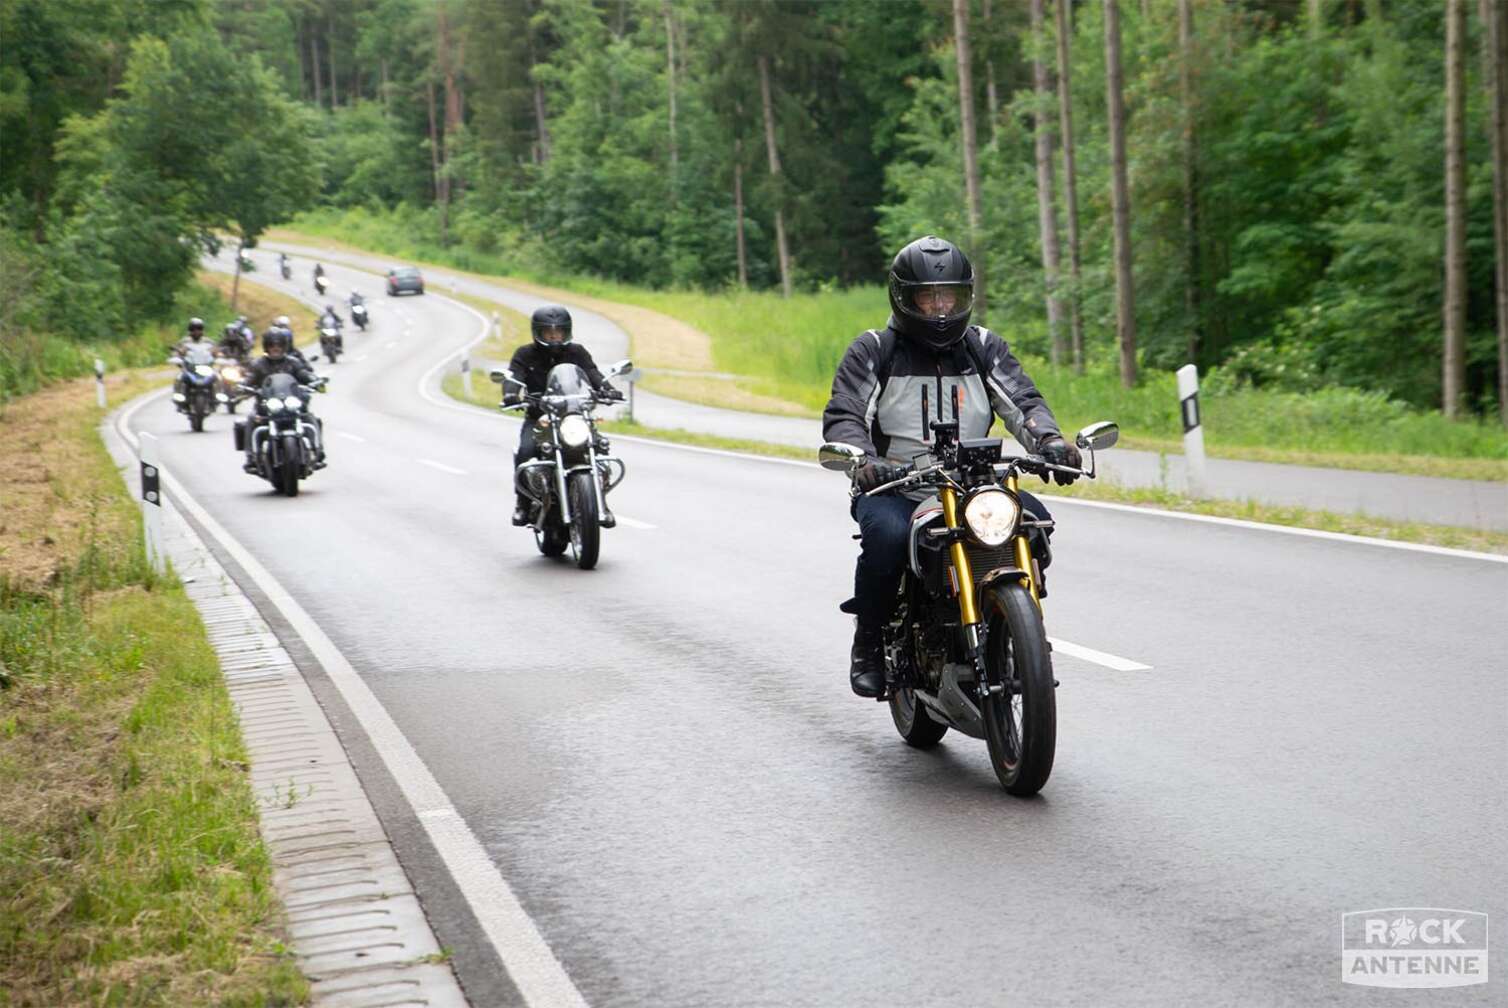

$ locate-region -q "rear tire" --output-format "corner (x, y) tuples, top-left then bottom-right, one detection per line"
(890, 688), (948, 748)
(536, 520), (569, 556)
(568, 471), (600, 570)
(981, 583), (1056, 796)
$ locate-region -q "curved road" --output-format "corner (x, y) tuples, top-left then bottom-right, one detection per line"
(126, 247), (1508, 1006)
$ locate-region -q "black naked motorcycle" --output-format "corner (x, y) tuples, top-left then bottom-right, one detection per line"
(350, 296), (369, 331)
(236, 372), (327, 497)
(318, 322), (343, 363)
(489, 360), (630, 570)
(820, 415), (1119, 795)
(169, 345), (218, 432)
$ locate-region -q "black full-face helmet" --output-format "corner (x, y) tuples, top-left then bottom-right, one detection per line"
(887, 235), (975, 351)
(531, 304), (573, 350)
(262, 327), (291, 358)
(187, 317), (205, 338)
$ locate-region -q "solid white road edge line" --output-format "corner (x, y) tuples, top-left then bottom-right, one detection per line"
(280, 246), (1508, 566)
(613, 515), (656, 530)
(337, 431), (367, 442)
(1048, 638), (1152, 672)
(417, 457), (468, 475)
(114, 392), (589, 1008)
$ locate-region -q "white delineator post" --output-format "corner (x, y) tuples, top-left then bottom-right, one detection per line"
(1176, 363), (1206, 496)
(94, 358), (106, 408)
(625, 367), (642, 423)
(138, 432), (166, 574)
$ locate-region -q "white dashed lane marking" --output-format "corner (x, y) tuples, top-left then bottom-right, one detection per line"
(417, 458), (468, 476)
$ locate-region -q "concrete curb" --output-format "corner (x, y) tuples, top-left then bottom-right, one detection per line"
(100, 398), (469, 1008)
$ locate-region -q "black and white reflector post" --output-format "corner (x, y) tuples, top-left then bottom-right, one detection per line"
(138, 432), (166, 574)
(94, 358), (106, 408)
(1176, 364), (1207, 495)
(626, 367), (642, 423)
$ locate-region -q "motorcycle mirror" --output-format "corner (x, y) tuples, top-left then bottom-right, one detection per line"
(605, 358), (633, 378)
(488, 368), (508, 384)
(818, 442), (866, 471)
(308, 354), (321, 362)
(1074, 421), (1119, 452)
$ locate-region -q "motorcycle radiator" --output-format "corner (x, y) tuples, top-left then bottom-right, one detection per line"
(954, 542), (1018, 591)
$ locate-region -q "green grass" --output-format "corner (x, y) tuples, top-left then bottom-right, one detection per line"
(0, 336), (308, 1002)
(441, 370), (1508, 554)
(288, 206), (1508, 480)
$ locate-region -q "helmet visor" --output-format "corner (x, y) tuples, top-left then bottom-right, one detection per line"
(897, 282), (974, 320)
(536, 325), (569, 345)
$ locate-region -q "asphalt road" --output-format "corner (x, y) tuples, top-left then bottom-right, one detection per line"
(134, 248), (1508, 1006)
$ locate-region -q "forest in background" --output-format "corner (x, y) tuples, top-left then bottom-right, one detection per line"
(3, 0), (1507, 427)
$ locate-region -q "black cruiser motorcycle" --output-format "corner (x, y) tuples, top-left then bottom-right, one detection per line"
(169, 345), (218, 432)
(236, 372), (327, 497)
(489, 360), (630, 570)
(819, 415), (1119, 796)
(318, 321), (343, 363)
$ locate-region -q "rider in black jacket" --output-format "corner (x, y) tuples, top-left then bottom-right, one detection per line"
(242, 328), (326, 472)
(504, 305), (623, 525)
(823, 235), (1082, 698)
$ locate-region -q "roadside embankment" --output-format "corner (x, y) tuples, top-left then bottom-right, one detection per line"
(0, 373), (307, 1006)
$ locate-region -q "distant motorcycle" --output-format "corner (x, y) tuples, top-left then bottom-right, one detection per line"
(238, 247), (254, 272)
(213, 355), (247, 413)
(279, 255), (291, 280)
(314, 274), (329, 296)
(318, 323), (342, 363)
(350, 298), (369, 331)
(169, 345), (218, 432)
(236, 373), (327, 497)
(490, 360), (630, 570)
(819, 415), (1119, 796)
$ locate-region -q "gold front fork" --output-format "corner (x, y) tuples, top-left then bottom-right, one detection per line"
(1005, 471), (1041, 608)
(941, 486), (979, 627)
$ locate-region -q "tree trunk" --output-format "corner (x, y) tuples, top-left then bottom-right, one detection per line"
(1443, 0), (1468, 417)
(426, 78), (444, 228)
(1056, 0), (1086, 373)
(1308, 0), (1324, 38)
(327, 14), (338, 107)
(381, 59), (390, 113)
(529, 27), (552, 164)
(1104, 0), (1138, 387)
(758, 53), (793, 299)
(1482, 0), (1508, 426)
(664, 0), (678, 190)
(953, 0), (987, 320)
(983, 0), (1000, 145)
(1180, 0), (1202, 365)
(1030, 0), (1065, 363)
(230, 241), (243, 313)
(308, 20), (323, 108)
(439, 3), (463, 204)
(734, 135), (748, 289)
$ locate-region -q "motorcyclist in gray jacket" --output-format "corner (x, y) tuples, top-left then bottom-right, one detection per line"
(822, 235), (1081, 698)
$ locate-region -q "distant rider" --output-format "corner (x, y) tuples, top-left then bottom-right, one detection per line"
(823, 235), (1080, 698)
(218, 321), (252, 361)
(503, 304), (623, 525)
(242, 328), (326, 472)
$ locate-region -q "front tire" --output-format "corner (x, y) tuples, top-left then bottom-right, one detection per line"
(535, 520), (569, 556)
(980, 583), (1056, 796)
(190, 410), (205, 432)
(567, 471), (600, 570)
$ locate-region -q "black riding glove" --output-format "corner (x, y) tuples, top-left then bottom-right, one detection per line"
(598, 383), (625, 403)
(1038, 437), (1082, 486)
(854, 460), (905, 493)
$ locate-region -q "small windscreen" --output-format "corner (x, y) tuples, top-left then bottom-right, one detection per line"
(545, 362), (589, 397)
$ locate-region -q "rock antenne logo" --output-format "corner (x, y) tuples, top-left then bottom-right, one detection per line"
(1341, 908), (1488, 989)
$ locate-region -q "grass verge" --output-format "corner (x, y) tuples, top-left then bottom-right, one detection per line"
(280, 211), (1508, 482)
(440, 370), (1508, 555)
(0, 370), (308, 1002)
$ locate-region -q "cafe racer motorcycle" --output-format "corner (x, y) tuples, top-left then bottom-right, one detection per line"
(819, 415), (1119, 795)
(489, 359), (630, 570)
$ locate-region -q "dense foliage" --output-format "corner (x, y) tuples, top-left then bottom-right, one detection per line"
(2, 0), (1505, 419)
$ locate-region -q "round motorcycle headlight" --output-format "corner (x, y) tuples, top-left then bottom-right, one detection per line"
(221, 366), (241, 381)
(558, 414), (591, 448)
(195, 364), (215, 376)
(963, 488), (1021, 546)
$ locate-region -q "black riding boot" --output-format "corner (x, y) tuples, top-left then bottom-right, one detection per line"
(849, 621), (886, 698)
(511, 492), (531, 526)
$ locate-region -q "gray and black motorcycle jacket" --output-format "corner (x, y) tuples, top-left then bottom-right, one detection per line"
(822, 322), (1064, 480)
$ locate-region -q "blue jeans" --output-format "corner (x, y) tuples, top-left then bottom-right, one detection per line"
(848, 490), (1051, 626)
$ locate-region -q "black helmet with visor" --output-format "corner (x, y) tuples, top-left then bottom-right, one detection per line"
(887, 235), (975, 351)
(262, 327), (291, 357)
(530, 304), (573, 350)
